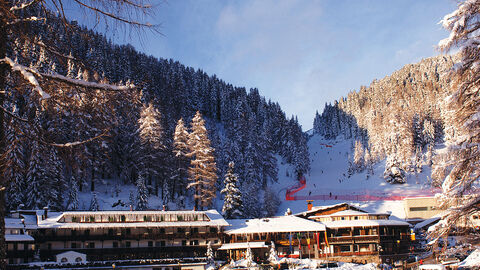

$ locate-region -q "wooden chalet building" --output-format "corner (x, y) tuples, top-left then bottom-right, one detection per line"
(220, 215), (327, 261)
(296, 203), (412, 264)
(27, 209), (228, 262)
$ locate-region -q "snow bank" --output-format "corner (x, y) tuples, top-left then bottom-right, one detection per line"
(458, 249), (480, 267)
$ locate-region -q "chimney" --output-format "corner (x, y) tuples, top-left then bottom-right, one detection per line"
(43, 206), (49, 220)
(307, 200), (313, 211)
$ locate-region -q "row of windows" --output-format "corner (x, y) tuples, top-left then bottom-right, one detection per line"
(409, 206), (436, 212)
(64, 213), (209, 223)
(50, 239), (219, 250)
(57, 227), (218, 237)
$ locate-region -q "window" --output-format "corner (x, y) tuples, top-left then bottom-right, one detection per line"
(190, 240), (199, 246)
(410, 207), (428, 211)
(354, 216), (358, 220)
(148, 241), (153, 247)
(89, 216), (95, 222)
(72, 216), (78, 222)
(126, 241), (131, 248)
(126, 228), (131, 235)
(178, 228), (185, 233)
(159, 228), (165, 234)
(182, 240), (187, 246)
(108, 229), (114, 236)
(87, 242), (95, 248)
(71, 243), (77, 249)
(340, 245), (351, 252)
(473, 215), (479, 220)
(210, 227), (217, 233)
(48, 243), (52, 250)
(85, 229), (90, 236)
(144, 216), (152, 222)
(121, 215), (126, 222)
(71, 230), (76, 237)
(177, 215), (184, 221)
(113, 242), (118, 248)
(191, 228), (198, 234)
(161, 241), (166, 247)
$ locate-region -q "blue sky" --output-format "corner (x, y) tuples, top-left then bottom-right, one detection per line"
(77, 0), (457, 130)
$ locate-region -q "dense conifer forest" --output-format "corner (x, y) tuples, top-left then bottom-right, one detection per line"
(4, 13), (309, 217)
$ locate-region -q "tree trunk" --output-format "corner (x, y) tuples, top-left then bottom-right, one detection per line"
(0, 2), (8, 268)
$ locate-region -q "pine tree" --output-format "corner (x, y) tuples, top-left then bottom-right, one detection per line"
(89, 192), (100, 211)
(172, 118), (190, 199)
(221, 162), (243, 219)
(129, 190), (136, 209)
(187, 111), (218, 210)
(137, 102), (165, 195)
(68, 176), (79, 210)
(245, 244), (253, 267)
(263, 187), (280, 217)
(353, 140), (365, 172)
(136, 175), (149, 210)
(25, 140), (46, 209)
(206, 242), (214, 265)
(268, 241), (279, 265)
(432, 0), (480, 238)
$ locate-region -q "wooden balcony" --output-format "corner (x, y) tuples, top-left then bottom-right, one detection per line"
(328, 235), (379, 244)
(34, 232), (221, 242)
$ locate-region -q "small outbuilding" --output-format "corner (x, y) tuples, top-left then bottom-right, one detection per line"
(55, 251), (87, 264)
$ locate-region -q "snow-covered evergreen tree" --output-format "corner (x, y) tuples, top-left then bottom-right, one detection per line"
(67, 176), (79, 210)
(268, 241), (279, 265)
(129, 190), (136, 209)
(245, 244), (253, 267)
(89, 192), (100, 211)
(187, 111), (218, 210)
(353, 140), (365, 172)
(431, 0), (480, 239)
(136, 175), (149, 210)
(263, 187), (280, 217)
(221, 162), (243, 219)
(206, 242), (214, 265)
(137, 102), (165, 196)
(173, 118), (190, 199)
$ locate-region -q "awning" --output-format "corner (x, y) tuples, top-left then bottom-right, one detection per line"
(5, 234), (34, 242)
(218, 242), (268, 250)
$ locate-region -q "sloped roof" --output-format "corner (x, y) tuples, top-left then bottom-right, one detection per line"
(322, 219), (411, 228)
(37, 209), (229, 229)
(226, 215), (326, 234)
(294, 203), (366, 218)
(218, 242), (268, 250)
(5, 234), (34, 242)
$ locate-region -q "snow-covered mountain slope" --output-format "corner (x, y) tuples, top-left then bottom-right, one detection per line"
(274, 134), (439, 219)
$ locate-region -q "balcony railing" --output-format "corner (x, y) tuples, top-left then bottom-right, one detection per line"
(34, 232), (221, 242)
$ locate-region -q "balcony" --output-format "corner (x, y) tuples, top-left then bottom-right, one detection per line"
(35, 232), (221, 242)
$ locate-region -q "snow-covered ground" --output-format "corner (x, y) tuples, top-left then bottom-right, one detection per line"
(274, 134), (438, 219)
(75, 133), (437, 220)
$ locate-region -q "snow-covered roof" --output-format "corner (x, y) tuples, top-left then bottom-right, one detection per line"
(56, 251), (87, 264)
(321, 210), (388, 217)
(322, 219), (411, 228)
(5, 218), (24, 229)
(414, 216), (442, 230)
(225, 216), (326, 234)
(37, 209), (229, 229)
(294, 203), (367, 217)
(5, 234), (34, 242)
(218, 242), (268, 250)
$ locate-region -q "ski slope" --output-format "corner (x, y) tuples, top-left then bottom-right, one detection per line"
(275, 134), (439, 219)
